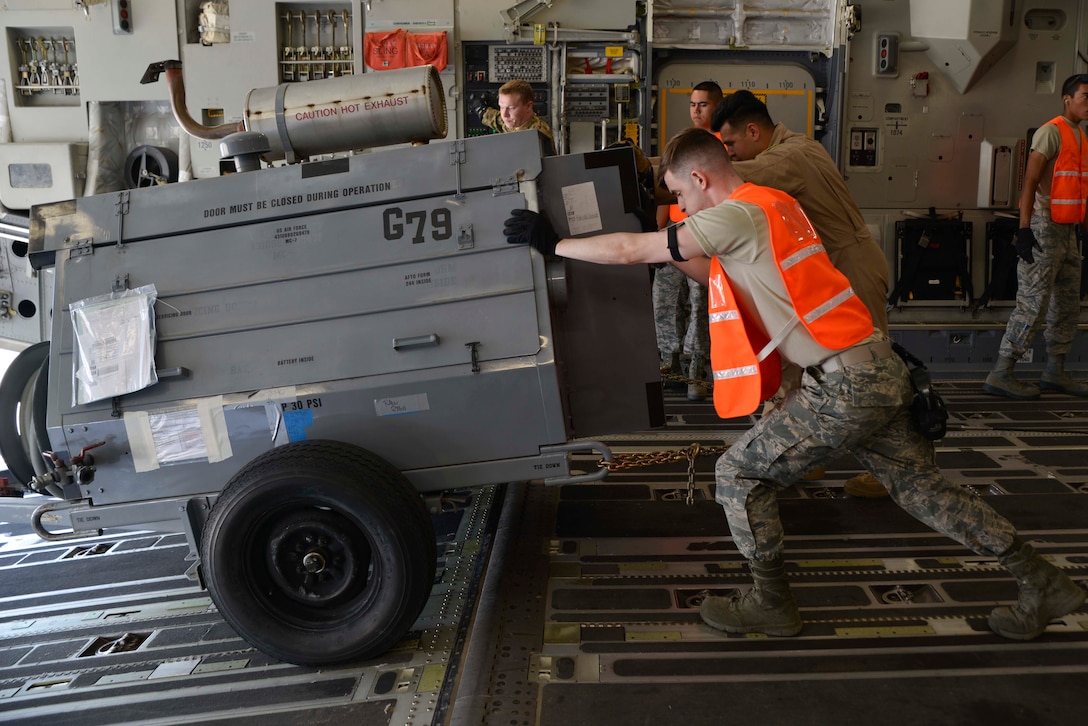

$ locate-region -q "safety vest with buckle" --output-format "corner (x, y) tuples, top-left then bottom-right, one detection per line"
(1046, 115), (1088, 224)
(707, 183), (874, 419)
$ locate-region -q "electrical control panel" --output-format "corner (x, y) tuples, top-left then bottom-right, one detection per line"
(488, 44), (547, 83)
(5, 28), (79, 107)
(565, 84), (610, 122)
(874, 32), (899, 77)
(849, 127), (879, 167)
(462, 42), (549, 140)
(276, 3), (354, 83)
(111, 0), (133, 35)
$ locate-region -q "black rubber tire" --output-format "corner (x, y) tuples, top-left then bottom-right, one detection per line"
(123, 145), (180, 189)
(200, 440), (437, 666)
(0, 341), (49, 486)
(28, 356), (50, 477)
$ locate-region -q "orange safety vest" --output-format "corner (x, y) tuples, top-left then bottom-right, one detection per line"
(707, 183), (874, 419)
(1046, 115), (1088, 224)
(669, 203), (686, 224)
(406, 31), (448, 72)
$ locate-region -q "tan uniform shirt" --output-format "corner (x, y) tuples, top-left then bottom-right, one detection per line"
(730, 123), (889, 332)
(1029, 120), (1067, 213)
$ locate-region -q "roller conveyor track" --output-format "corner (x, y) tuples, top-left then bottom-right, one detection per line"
(3, 377), (1088, 725)
(474, 376), (1088, 726)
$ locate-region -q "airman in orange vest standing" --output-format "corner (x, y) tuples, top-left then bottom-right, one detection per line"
(984, 73), (1088, 400)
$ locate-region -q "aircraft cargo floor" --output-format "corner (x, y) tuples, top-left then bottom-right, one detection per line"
(2, 376), (1087, 725)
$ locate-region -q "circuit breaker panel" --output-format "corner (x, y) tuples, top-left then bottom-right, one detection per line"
(276, 4), (354, 83)
(563, 44), (640, 153)
(5, 29), (79, 106)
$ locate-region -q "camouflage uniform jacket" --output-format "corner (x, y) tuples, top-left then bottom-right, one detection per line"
(479, 109), (556, 154)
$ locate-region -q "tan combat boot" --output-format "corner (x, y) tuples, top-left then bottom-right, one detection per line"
(843, 471), (889, 498)
(700, 557), (802, 636)
(983, 355), (1040, 400)
(1040, 354), (1088, 397)
(988, 538), (1085, 640)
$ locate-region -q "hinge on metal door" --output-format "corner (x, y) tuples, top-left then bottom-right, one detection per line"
(491, 174), (519, 195)
(69, 237), (94, 259)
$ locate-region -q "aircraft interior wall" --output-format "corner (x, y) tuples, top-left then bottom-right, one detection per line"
(844, 0), (1088, 369)
(0, 0), (1085, 371)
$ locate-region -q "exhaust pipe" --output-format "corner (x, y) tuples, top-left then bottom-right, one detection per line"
(142, 60), (448, 164)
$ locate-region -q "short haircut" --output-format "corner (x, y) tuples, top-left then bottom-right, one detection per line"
(1061, 73), (1088, 98)
(711, 89), (774, 133)
(499, 79), (535, 104)
(693, 80), (724, 103)
(660, 127), (732, 183)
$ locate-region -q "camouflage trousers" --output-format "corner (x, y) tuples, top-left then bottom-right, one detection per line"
(999, 211), (1083, 359)
(652, 264), (709, 359)
(714, 350), (1016, 561)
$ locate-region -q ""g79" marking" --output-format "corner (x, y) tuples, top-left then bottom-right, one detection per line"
(383, 207), (453, 244)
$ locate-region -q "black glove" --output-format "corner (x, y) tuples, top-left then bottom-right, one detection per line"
(1015, 227), (1041, 263)
(472, 92), (496, 119)
(504, 209), (559, 255)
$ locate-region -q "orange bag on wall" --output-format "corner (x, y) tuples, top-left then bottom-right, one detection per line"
(406, 31), (448, 72)
(364, 29), (406, 70)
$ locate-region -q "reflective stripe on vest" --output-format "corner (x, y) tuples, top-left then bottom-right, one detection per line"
(707, 259), (781, 418)
(1047, 115), (1088, 224)
(714, 365), (759, 380)
(708, 309), (740, 324)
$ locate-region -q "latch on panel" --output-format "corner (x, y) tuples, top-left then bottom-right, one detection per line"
(115, 189), (130, 246)
(465, 341), (480, 373)
(449, 140), (466, 198)
(448, 140), (466, 165)
(458, 223), (474, 250)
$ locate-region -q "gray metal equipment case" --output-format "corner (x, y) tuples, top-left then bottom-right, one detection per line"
(21, 129), (662, 665)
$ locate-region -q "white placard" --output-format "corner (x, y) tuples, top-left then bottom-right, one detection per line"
(561, 181), (603, 236)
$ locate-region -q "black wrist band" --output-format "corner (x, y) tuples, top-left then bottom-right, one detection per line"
(667, 224), (687, 262)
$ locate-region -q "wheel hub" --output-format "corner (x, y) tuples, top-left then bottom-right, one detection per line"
(266, 509), (370, 605)
(302, 551), (326, 573)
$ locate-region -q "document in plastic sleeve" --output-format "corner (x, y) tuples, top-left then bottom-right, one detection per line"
(70, 284), (159, 405)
